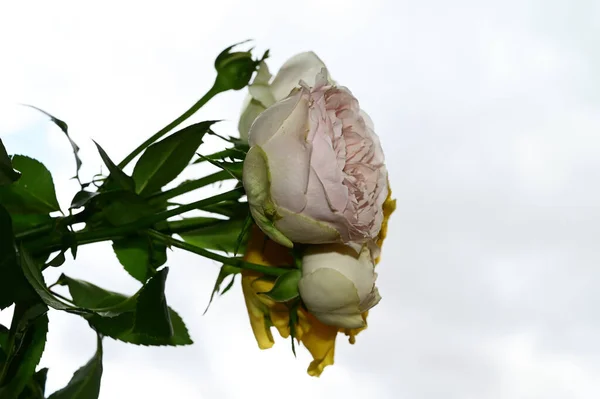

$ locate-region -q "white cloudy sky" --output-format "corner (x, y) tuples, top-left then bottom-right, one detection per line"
(1, 0), (600, 398)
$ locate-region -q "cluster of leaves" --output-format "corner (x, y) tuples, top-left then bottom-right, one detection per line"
(0, 42), (263, 399)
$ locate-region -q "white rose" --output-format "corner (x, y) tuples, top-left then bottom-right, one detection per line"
(241, 61), (388, 249)
(238, 51), (329, 141)
(298, 243), (382, 329)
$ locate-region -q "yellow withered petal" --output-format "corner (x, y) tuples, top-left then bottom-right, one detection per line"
(241, 188), (396, 376)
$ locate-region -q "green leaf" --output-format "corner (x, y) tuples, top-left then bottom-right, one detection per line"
(196, 154), (243, 181)
(10, 214), (52, 235)
(93, 142), (135, 192)
(0, 303), (48, 399)
(0, 325), (8, 364)
(99, 191), (155, 226)
(166, 216), (227, 234)
(47, 334), (102, 399)
(180, 217), (250, 254)
(0, 206), (35, 310)
(0, 139), (20, 185)
(112, 235), (166, 283)
(203, 264), (241, 314)
(132, 268), (172, 338)
(200, 200), (248, 218)
(88, 308), (191, 346)
(0, 156), (60, 214)
(132, 121), (215, 196)
(46, 252), (66, 267)
(24, 106), (82, 184)
(55, 275), (132, 311)
(234, 213), (253, 256)
(193, 147), (247, 164)
(259, 270), (301, 302)
(19, 245), (85, 314)
(18, 367), (48, 399)
(70, 190), (99, 209)
(57, 274), (192, 346)
(0, 325), (8, 350)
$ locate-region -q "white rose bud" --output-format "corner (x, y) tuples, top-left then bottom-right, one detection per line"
(298, 243), (382, 329)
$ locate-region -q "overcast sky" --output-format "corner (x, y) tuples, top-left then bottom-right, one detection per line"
(1, 0), (600, 398)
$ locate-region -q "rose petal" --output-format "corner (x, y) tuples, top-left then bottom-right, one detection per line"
(248, 90), (304, 147)
(270, 52), (328, 101)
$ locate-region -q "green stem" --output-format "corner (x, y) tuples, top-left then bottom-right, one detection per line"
(164, 217), (225, 235)
(50, 289), (75, 304)
(146, 229), (287, 277)
(117, 82), (223, 169)
(15, 223), (56, 241)
(29, 189), (242, 255)
(148, 170), (233, 203)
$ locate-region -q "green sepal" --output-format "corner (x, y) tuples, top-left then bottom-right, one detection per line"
(93, 141), (135, 192)
(259, 269), (301, 302)
(203, 264), (241, 315)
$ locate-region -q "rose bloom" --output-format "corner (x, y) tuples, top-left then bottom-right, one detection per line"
(242, 55), (388, 249)
(239, 52), (396, 375)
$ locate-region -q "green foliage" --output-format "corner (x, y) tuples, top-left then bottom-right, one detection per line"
(0, 325), (8, 364)
(19, 245), (87, 314)
(93, 141), (135, 192)
(11, 214), (53, 235)
(0, 42), (295, 396)
(47, 334), (102, 399)
(18, 367), (48, 399)
(57, 271), (192, 346)
(196, 154), (243, 181)
(0, 139), (20, 185)
(24, 106), (82, 185)
(0, 207), (35, 310)
(69, 190), (99, 209)
(132, 121), (215, 196)
(193, 146), (247, 165)
(132, 268), (172, 338)
(0, 156), (60, 214)
(180, 217), (250, 254)
(112, 235), (166, 282)
(234, 213), (253, 256)
(204, 264), (241, 314)
(100, 191), (156, 226)
(0, 303), (48, 399)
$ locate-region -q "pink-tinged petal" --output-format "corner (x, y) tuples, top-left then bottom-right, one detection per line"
(248, 90), (304, 147)
(270, 52), (329, 101)
(310, 128), (348, 213)
(261, 94), (311, 213)
(360, 109), (375, 130)
(303, 167), (351, 241)
(274, 206), (341, 244)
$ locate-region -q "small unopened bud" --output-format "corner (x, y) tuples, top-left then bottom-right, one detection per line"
(214, 42), (265, 91)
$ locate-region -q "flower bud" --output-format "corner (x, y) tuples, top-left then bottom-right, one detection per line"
(214, 42), (262, 91)
(298, 244), (381, 329)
